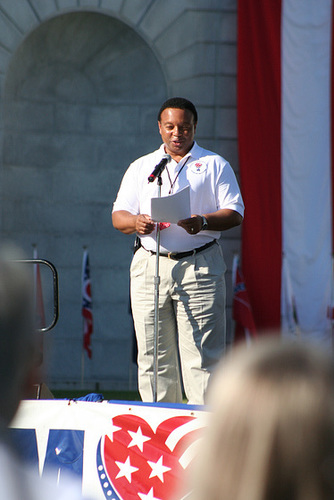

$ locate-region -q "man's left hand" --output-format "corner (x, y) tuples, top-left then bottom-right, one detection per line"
(177, 215), (202, 235)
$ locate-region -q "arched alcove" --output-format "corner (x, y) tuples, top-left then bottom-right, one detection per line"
(1, 11), (167, 388)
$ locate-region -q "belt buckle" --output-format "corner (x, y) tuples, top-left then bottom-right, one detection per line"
(167, 252), (177, 260)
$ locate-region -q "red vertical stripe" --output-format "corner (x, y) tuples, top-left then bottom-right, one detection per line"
(237, 0), (282, 331)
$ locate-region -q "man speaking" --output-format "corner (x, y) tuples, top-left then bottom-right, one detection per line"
(112, 97), (244, 405)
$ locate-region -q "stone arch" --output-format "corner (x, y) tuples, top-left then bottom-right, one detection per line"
(1, 9), (167, 388)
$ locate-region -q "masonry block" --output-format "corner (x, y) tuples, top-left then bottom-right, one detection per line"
(46, 337), (83, 383)
(53, 168), (112, 205)
(165, 43), (216, 81)
(2, 165), (54, 201)
(218, 139), (239, 170)
(79, 0), (99, 8)
(54, 103), (88, 133)
(0, 12), (23, 52)
(215, 107), (237, 139)
(88, 105), (139, 135)
(217, 44), (237, 75)
(216, 75), (237, 106)
(171, 76), (216, 107)
(139, 0), (186, 40)
(0, 0), (38, 34)
(121, 0), (153, 26)
(0, 46), (12, 75)
(100, 0), (123, 15)
(192, 0), (236, 9)
(195, 107), (215, 138)
(30, 0), (58, 21)
(90, 339), (132, 382)
(39, 132), (98, 167)
(155, 11), (235, 60)
(57, 0), (78, 10)
(4, 101), (54, 131)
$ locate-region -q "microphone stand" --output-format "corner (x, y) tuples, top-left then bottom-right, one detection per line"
(153, 171), (163, 403)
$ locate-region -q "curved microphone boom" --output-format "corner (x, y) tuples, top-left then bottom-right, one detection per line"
(148, 154), (171, 182)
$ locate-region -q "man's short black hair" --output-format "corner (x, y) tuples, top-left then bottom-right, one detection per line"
(157, 97), (198, 124)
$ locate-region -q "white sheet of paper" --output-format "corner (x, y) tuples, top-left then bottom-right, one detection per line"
(151, 185), (191, 223)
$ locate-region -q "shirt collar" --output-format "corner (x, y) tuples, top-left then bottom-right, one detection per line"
(159, 141), (201, 163)
(186, 141), (201, 160)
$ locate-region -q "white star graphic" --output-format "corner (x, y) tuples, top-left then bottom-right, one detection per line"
(138, 487), (162, 500)
(128, 426), (151, 451)
(147, 455), (171, 482)
(107, 418), (122, 442)
(115, 456), (139, 483)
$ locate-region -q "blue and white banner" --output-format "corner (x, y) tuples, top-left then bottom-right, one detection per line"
(10, 400), (206, 500)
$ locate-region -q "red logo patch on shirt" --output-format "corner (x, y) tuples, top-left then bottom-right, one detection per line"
(190, 162), (206, 174)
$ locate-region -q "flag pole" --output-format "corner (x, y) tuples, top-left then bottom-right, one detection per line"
(81, 343), (85, 390)
(81, 245), (87, 390)
(81, 321), (85, 392)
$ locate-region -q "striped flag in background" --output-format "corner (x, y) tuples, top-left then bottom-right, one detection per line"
(232, 254), (257, 344)
(238, 0), (333, 345)
(82, 249), (93, 359)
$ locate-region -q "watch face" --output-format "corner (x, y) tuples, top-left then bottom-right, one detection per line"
(202, 216), (208, 230)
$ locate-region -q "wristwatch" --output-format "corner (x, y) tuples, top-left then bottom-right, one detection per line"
(201, 216), (209, 231)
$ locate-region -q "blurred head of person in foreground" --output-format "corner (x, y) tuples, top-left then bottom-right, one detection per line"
(0, 243), (87, 499)
(189, 337), (334, 500)
(0, 243), (39, 428)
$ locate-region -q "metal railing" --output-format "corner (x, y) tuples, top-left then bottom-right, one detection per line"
(15, 259), (59, 333)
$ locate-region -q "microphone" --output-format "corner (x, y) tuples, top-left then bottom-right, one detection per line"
(148, 154), (171, 182)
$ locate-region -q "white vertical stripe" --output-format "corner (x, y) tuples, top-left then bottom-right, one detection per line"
(281, 254), (298, 335)
(282, 0), (332, 342)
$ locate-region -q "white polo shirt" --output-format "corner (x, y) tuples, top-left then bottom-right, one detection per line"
(113, 142), (244, 253)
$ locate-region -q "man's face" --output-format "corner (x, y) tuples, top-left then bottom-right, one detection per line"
(158, 108), (196, 161)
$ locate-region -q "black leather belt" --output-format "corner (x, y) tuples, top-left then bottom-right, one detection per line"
(148, 239), (216, 261)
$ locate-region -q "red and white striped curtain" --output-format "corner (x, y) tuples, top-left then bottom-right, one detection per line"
(237, 0), (333, 345)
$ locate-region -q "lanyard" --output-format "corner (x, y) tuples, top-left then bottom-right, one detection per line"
(166, 156), (190, 195)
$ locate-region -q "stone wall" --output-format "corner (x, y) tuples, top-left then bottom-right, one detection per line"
(0, 0), (240, 391)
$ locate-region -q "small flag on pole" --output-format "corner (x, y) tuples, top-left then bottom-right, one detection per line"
(33, 245), (46, 330)
(232, 254), (257, 344)
(82, 248), (93, 359)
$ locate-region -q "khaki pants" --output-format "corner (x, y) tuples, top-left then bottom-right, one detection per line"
(130, 241), (227, 405)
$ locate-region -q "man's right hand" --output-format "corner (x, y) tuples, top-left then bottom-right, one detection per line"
(136, 214), (155, 235)
(112, 210), (155, 235)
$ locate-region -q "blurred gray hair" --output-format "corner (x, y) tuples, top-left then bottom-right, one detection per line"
(189, 338), (334, 500)
(0, 244), (37, 425)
